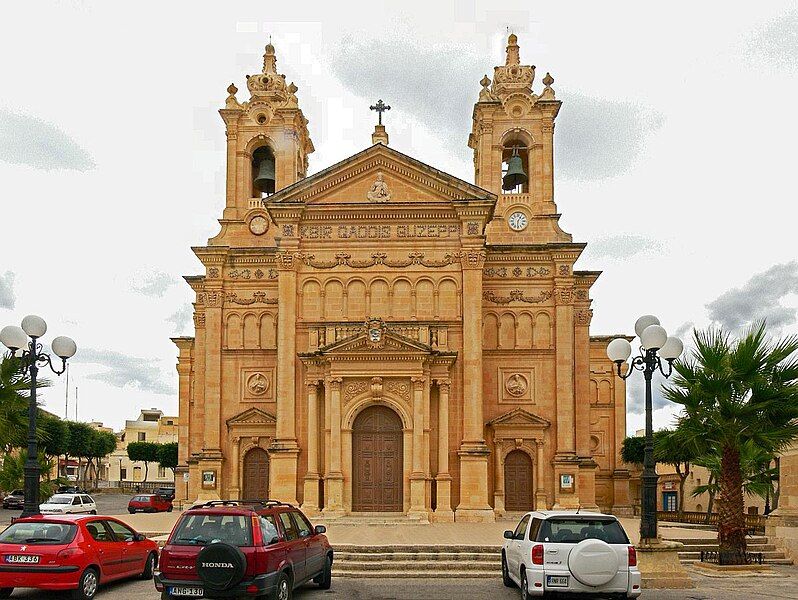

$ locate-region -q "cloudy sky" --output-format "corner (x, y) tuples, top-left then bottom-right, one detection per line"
(1, 1), (797, 434)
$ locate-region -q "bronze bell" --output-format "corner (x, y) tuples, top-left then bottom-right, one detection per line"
(253, 156), (276, 195)
(502, 153), (528, 191)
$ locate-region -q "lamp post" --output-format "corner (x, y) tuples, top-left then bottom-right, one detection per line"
(1, 316), (77, 517)
(607, 315), (683, 543)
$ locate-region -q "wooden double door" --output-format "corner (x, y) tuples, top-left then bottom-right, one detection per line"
(352, 406), (403, 512)
(504, 450), (534, 511)
(243, 448), (270, 500)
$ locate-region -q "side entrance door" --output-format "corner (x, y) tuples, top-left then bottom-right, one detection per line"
(505, 450), (534, 512)
(243, 448), (269, 500)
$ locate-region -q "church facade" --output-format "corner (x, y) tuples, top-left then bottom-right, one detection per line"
(173, 35), (632, 521)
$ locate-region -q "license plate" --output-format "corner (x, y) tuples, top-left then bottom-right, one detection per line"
(5, 555), (40, 564)
(546, 575), (569, 587)
(169, 587), (204, 597)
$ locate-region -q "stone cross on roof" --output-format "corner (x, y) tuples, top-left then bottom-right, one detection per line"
(369, 99), (391, 125)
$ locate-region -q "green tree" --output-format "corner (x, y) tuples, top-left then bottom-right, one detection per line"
(654, 429), (700, 515)
(38, 413), (69, 478)
(65, 421), (94, 486)
(157, 442), (178, 476)
(664, 323), (798, 561)
(620, 435), (647, 465)
(0, 450), (59, 500)
(127, 442), (160, 482)
(84, 430), (117, 487)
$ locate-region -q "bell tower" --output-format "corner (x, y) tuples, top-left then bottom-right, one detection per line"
(469, 34), (570, 245)
(219, 42), (315, 220)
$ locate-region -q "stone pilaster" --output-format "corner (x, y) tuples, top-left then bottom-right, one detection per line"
(456, 249), (494, 522)
(409, 377), (428, 518)
(302, 381), (321, 515)
(323, 377), (344, 514)
(433, 380), (454, 522)
(198, 284), (223, 501)
(270, 250), (299, 505)
(535, 440), (548, 510)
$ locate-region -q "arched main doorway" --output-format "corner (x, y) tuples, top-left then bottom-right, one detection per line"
(504, 450), (534, 511)
(243, 448), (270, 500)
(352, 405), (403, 512)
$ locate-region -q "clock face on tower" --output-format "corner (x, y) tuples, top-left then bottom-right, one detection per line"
(508, 211), (528, 231)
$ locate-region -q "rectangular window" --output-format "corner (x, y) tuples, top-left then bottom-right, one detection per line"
(663, 492), (677, 512)
(121, 468), (127, 480)
(0, 522), (77, 545)
(278, 512), (299, 541)
(158, 466), (166, 478)
(137, 432), (146, 441)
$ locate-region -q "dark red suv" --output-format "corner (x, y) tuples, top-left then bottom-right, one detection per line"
(155, 500), (332, 600)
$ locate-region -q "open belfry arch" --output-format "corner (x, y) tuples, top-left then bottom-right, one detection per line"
(172, 34), (632, 521)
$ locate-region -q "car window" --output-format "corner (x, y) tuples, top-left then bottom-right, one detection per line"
(536, 518), (630, 544)
(528, 518), (542, 541)
(278, 512), (299, 541)
(513, 515), (530, 540)
(46, 495), (72, 504)
(106, 520), (137, 542)
(84, 521), (112, 542)
(291, 512), (312, 538)
(81, 496), (93, 504)
(72, 497), (82, 506)
(260, 515), (279, 545)
(171, 514), (253, 547)
(11, 490), (23, 496)
(0, 522), (77, 544)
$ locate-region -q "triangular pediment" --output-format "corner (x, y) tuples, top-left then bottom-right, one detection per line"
(266, 144), (496, 206)
(321, 329), (432, 355)
(488, 408), (551, 428)
(226, 407), (277, 426)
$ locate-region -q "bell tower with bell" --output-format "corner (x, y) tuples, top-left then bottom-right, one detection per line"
(218, 41), (314, 222)
(469, 34), (571, 245)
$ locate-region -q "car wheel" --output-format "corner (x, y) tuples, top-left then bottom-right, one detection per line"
(128, 508), (135, 514)
(520, 570), (529, 600)
(140, 552), (157, 580)
(167, 505), (173, 512)
(316, 555), (332, 590)
(72, 567), (99, 600)
(501, 552), (514, 588)
(0, 588), (13, 599)
(274, 571), (291, 600)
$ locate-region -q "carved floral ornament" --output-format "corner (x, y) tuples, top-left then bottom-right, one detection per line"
(555, 286), (574, 305)
(484, 266), (551, 279)
(482, 289), (552, 305)
(575, 309), (593, 326)
(226, 291), (278, 306)
(228, 268), (276, 280)
(297, 251), (461, 270)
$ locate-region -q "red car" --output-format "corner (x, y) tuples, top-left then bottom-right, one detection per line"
(0, 514), (159, 599)
(129, 494), (174, 513)
(156, 500), (333, 599)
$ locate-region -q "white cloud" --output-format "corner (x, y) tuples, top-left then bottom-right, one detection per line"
(0, 110), (94, 171)
(0, 272), (14, 310)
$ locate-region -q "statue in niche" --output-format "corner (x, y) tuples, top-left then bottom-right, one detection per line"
(367, 172), (391, 202)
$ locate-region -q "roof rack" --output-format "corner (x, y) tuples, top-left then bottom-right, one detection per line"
(188, 499), (295, 510)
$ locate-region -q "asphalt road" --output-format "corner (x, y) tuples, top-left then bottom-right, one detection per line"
(0, 492), (135, 525)
(4, 573), (798, 600)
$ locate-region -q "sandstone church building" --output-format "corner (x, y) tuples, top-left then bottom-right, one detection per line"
(173, 35), (631, 521)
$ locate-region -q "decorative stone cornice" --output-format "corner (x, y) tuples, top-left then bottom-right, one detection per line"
(297, 251), (460, 270)
(225, 291), (278, 306)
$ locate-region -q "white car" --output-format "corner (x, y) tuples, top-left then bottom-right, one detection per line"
(502, 511), (642, 598)
(39, 493), (97, 515)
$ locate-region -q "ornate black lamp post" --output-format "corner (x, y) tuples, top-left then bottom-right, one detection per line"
(607, 315), (683, 542)
(1, 315), (77, 517)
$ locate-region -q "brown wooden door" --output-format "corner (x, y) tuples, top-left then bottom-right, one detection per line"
(243, 448), (269, 500)
(504, 450), (534, 511)
(352, 406), (403, 512)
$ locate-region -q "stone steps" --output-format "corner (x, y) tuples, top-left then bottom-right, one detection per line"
(332, 545), (501, 579)
(666, 535), (793, 566)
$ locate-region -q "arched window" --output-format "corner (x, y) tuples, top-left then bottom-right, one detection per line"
(501, 141), (529, 194)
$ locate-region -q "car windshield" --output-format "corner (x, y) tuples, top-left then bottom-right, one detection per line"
(171, 514), (253, 547)
(0, 522), (77, 544)
(537, 518), (629, 544)
(45, 495), (73, 505)
(10, 490), (23, 496)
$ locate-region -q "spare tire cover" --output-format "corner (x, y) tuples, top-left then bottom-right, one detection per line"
(196, 543), (247, 590)
(567, 538), (619, 587)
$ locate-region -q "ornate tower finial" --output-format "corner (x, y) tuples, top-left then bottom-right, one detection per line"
(263, 40), (277, 74)
(506, 33), (520, 66)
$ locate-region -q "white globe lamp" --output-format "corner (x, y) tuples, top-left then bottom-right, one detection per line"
(606, 338), (632, 363)
(634, 315), (660, 338)
(641, 324), (668, 351)
(0, 326), (28, 351)
(51, 336), (77, 360)
(21, 315), (47, 339)
(659, 336), (684, 361)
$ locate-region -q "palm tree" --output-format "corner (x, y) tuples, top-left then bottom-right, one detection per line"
(0, 355), (38, 450)
(663, 323), (798, 563)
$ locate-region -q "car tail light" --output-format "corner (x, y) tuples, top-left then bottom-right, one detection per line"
(246, 584), (259, 594)
(531, 544), (544, 565)
(628, 545), (637, 567)
(57, 548), (81, 559)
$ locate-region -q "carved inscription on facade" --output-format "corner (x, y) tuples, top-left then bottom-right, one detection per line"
(299, 224), (460, 240)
